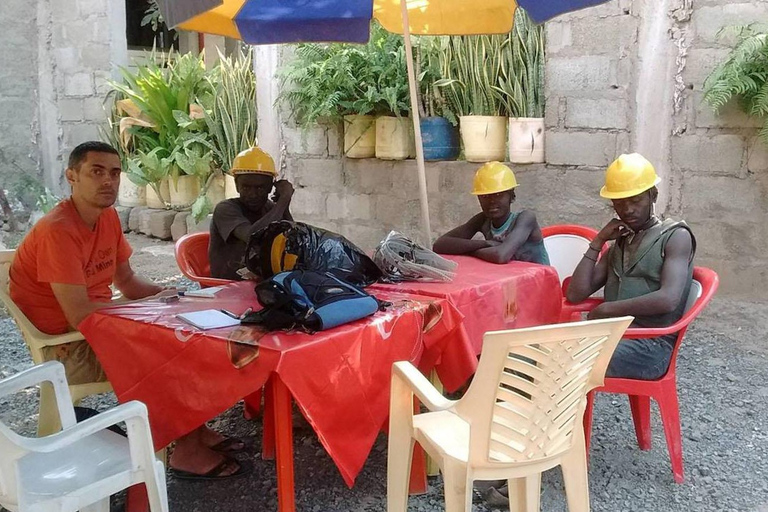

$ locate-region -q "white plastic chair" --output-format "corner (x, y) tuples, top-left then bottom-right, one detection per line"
(0, 361), (168, 512)
(387, 317), (633, 512)
(0, 250), (113, 436)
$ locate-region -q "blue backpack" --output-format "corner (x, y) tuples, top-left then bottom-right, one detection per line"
(242, 270), (382, 332)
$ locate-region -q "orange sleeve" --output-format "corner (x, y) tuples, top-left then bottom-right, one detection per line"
(35, 227), (87, 286)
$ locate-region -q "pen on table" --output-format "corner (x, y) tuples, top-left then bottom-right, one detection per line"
(220, 309), (240, 320)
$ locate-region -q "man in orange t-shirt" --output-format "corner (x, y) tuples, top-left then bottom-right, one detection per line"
(9, 141), (249, 480)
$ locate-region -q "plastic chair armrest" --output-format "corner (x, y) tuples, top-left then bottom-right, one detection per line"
(37, 330), (86, 347)
(392, 361), (454, 412)
(0, 361), (71, 400)
(24, 401), (149, 453)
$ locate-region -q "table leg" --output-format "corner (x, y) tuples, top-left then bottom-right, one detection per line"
(262, 381), (276, 460)
(272, 375), (296, 512)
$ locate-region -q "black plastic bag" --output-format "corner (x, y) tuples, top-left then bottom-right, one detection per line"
(245, 221), (382, 287)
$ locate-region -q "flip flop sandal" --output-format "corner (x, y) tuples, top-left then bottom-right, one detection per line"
(209, 436), (251, 454)
(169, 457), (252, 481)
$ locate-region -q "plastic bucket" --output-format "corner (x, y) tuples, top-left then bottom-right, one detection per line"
(420, 117), (460, 161)
(375, 116), (413, 160)
(509, 117), (545, 163)
(146, 178), (170, 209)
(169, 175), (201, 207)
(118, 177), (146, 207)
(344, 115), (376, 158)
(459, 115), (507, 163)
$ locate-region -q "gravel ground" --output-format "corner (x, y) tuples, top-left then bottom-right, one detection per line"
(1, 233), (767, 511)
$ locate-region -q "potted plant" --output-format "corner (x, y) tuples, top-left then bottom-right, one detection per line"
(101, 95), (147, 207)
(704, 24), (768, 148)
(436, 34), (508, 163)
(278, 42), (378, 158)
(495, 9), (546, 164)
(416, 37), (459, 161)
(203, 48), (258, 205)
(368, 26), (414, 161)
(109, 52), (216, 211)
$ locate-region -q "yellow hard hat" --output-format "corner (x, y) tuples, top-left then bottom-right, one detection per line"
(600, 153), (661, 199)
(471, 162), (519, 195)
(231, 146), (277, 177)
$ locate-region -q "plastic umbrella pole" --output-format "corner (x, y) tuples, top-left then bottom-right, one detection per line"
(399, 0), (433, 247)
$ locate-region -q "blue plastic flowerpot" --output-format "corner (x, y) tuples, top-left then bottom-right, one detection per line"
(421, 117), (460, 161)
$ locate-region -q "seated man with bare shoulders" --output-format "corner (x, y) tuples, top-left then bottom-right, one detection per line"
(433, 162), (550, 265)
(567, 153), (696, 380)
(209, 146), (294, 280)
(10, 141), (250, 480)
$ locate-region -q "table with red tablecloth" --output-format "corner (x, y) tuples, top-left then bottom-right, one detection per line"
(78, 281), (476, 509)
(371, 255), (563, 354)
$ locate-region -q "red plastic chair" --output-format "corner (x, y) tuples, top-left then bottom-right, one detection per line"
(174, 232), (233, 288)
(583, 266), (719, 483)
(541, 224), (605, 321)
(175, 232), (265, 422)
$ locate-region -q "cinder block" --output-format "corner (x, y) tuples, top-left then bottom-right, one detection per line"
(59, 99), (84, 122)
(114, 206), (132, 233)
(546, 56), (612, 92)
(186, 214), (212, 234)
(293, 158), (343, 188)
(77, 0), (108, 17)
(64, 123), (100, 148)
(556, 15), (637, 56)
(283, 124), (328, 157)
(325, 193), (347, 220)
(748, 142), (768, 173)
(684, 48), (731, 91)
(681, 175), (761, 218)
(545, 21), (572, 54)
(83, 97), (107, 123)
(565, 98), (628, 130)
(290, 187), (326, 218)
(139, 208), (155, 236)
(338, 224), (388, 252)
(343, 160), (393, 194)
(545, 131), (618, 167)
(693, 93), (764, 129)
(128, 206), (147, 232)
(51, 0), (81, 22)
(80, 44), (111, 70)
(53, 47), (80, 72)
(347, 194), (372, 220)
(171, 212), (190, 241)
(63, 72), (94, 97)
(692, 4), (768, 45)
(327, 124), (343, 157)
(671, 134), (745, 177)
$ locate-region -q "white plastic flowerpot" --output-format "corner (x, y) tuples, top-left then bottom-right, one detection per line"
(224, 173), (239, 199)
(375, 116), (413, 161)
(118, 177), (146, 207)
(509, 117), (545, 164)
(146, 178), (170, 209)
(169, 175), (201, 207)
(206, 174), (227, 207)
(343, 115), (376, 158)
(459, 115), (507, 163)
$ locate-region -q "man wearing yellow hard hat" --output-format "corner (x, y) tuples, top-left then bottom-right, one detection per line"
(432, 162), (549, 265)
(567, 153), (696, 380)
(209, 146), (294, 280)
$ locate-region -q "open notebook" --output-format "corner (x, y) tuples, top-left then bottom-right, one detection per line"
(177, 309), (241, 330)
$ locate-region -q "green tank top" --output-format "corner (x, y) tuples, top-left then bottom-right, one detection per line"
(480, 211), (550, 265)
(604, 218), (696, 328)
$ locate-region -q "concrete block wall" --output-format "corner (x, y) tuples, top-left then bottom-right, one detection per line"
(669, 0), (768, 298)
(273, 0), (768, 298)
(0, 0), (127, 198)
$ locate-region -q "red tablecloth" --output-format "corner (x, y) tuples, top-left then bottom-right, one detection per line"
(371, 256), (563, 353)
(78, 282), (476, 486)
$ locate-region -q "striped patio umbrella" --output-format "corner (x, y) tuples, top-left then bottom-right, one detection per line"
(169, 0), (613, 244)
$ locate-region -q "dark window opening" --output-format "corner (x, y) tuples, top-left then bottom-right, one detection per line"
(125, 0), (179, 52)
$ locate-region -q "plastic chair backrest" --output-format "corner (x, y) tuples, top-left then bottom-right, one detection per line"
(456, 317), (632, 468)
(541, 225), (599, 285)
(0, 250), (50, 363)
(175, 232), (213, 279)
(0, 362), (76, 507)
